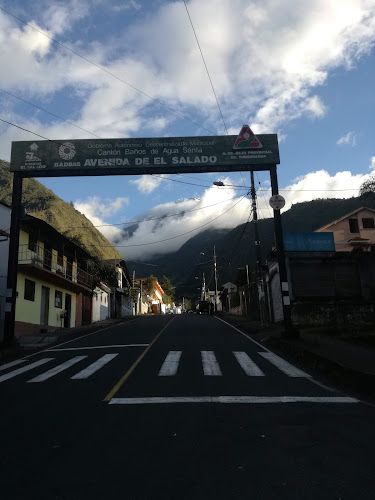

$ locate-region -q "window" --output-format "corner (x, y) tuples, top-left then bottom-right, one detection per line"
(24, 279), (35, 301)
(362, 218), (375, 229)
(55, 290), (63, 308)
(349, 219), (359, 233)
(28, 232), (37, 252)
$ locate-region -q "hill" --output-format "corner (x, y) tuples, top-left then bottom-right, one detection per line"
(127, 192), (375, 300)
(0, 159), (122, 261)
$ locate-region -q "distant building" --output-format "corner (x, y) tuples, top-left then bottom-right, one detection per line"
(316, 206), (375, 252)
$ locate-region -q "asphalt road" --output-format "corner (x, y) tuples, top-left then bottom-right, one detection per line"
(1, 314), (375, 499)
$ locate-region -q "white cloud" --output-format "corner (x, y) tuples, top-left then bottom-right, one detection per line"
(130, 174), (168, 194)
(82, 169), (371, 260)
(1, 0), (375, 157)
(112, 1), (141, 12)
(74, 196), (128, 240)
(369, 156), (375, 169)
(337, 131), (357, 146)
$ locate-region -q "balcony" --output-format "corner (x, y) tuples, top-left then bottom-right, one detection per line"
(18, 244), (92, 293)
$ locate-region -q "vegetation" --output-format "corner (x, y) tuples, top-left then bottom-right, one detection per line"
(0, 159), (122, 261)
(160, 275), (175, 305)
(360, 174), (375, 195)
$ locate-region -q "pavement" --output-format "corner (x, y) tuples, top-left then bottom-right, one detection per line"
(217, 312), (375, 398)
(0, 316), (138, 360)
(1, 314), (375, 499)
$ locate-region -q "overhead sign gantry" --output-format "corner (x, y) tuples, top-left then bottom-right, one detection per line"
(4, 126), (293, 345)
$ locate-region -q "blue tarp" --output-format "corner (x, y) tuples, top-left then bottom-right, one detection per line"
(283, 232), (335, 252)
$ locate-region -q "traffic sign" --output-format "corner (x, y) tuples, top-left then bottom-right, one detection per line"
(269, 194), (285, 210)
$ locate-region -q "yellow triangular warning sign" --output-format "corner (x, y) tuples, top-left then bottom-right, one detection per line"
(233, 125), (263, 149)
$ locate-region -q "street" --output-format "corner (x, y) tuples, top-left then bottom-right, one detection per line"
(1, 314), (375, 499)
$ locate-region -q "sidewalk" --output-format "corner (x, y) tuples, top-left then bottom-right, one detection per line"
(219, 313), (375, 397)
(0, 316), (138, 361)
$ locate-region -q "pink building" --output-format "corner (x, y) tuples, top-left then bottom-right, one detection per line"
(316, 207), (375, 252)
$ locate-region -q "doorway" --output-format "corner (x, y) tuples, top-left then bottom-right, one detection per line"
(40, 286), (50, 325)
(64, 293), (72, 328)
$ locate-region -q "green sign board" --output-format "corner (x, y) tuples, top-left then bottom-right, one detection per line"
(10, 134), (279, 177)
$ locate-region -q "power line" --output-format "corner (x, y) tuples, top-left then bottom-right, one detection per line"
(0, 88), (102, 138)
(182, 0), (228, 135)
(152, 174), (249, 190)
(0, 6), (216, 136)
(83, 195), (246, 248)
(60, 196), (238, 228)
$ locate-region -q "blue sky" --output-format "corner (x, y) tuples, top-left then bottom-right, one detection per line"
(1, 0), (375, 259)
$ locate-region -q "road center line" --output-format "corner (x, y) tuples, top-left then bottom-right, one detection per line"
(103, 316), (177, 402)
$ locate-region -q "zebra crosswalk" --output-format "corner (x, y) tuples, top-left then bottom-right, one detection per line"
(0, 350), (311, 385)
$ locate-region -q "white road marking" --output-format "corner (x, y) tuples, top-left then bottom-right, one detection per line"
(201, 351), (222, 376)
(71, 354), (118, 379)
(0, 359), (27, 372)
(0, 358), (53, 383)
(109, 396), (359, 405)
(48, 344), (148, 351)
(28, 356), (87, 383)
(259, 352), (311, 377)
(233, 352), (265, 376)
(158, 351), (182, 376)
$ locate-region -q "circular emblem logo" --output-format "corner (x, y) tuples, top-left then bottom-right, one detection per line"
(58, 142), (76, 160)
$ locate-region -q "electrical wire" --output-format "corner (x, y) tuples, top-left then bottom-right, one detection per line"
(0, 88), (102, 138)
(82, 195), (246, 248)
(0, 6), (216, 136)
(151, 174), (249, 190)
(182, 0), (228, 135)
(59, 195), (238, 228)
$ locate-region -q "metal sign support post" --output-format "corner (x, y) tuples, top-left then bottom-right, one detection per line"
(3, 173), (23, 346)
(269, 164), (296, 338)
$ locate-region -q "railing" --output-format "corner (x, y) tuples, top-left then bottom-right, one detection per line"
(18, 244), (92, 288)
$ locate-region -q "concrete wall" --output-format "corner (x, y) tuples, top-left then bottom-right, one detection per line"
(292, 301), (375, 329)
(92, 287), (110, 322)
(15, 272), (77, 336)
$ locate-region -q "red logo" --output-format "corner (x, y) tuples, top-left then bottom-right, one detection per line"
(233, 125), (262, 149)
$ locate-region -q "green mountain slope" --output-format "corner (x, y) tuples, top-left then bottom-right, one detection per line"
(127, 192), (375, 299)
(0, 159), (122, 261)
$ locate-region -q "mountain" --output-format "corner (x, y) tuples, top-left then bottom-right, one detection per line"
(127, 192), (375, 300)
(0, 159), (122, 261)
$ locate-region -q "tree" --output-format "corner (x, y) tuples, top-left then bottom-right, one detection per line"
(360, 174), (375, 195)
(160, 275), (175, 303)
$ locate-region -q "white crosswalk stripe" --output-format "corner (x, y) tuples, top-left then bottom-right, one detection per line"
(258, 352), (311, 377)
(0, 359), (27, 372)
(0, 358), (53, 383)
(201, 351), (222, 376)
(71, 354), (118, 379)
(233, 351), (265, 376)
(28, 356), (87, 383)
(158, 351), (182, 376)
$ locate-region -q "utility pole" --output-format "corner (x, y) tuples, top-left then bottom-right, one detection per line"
(202, 273), (206, 301)
(269, 165), (295, 337)
(182, 296), (185, 312)
(139, 278), (142, 315)
(250, 171), (266, 327)
(213, 246), (218, 312)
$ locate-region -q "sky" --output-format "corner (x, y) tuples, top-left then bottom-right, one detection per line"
(1, 0), (375, 261)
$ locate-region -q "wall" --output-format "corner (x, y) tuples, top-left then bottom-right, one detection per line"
(0, 204), (11, 343)
(15, 272), (77, 336)
(318, 208), (375, 251)
(92, 287), (110, 322)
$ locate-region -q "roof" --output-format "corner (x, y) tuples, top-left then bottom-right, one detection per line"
(316, 206), (375, 232)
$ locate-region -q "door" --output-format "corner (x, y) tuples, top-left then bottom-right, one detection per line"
(64, 293), (72, 328)
(40, 286), (50, 325)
